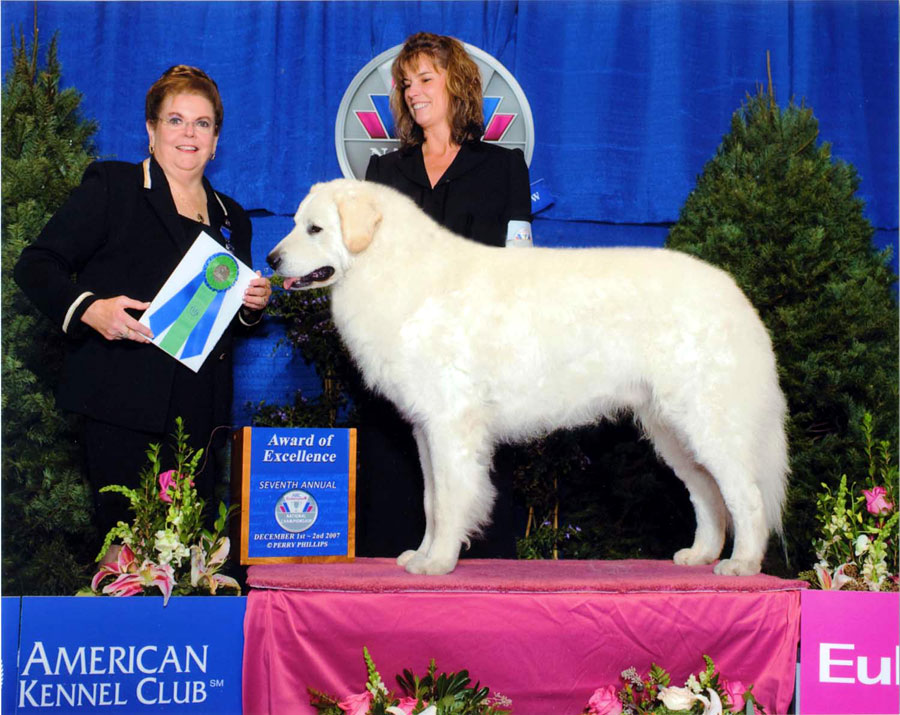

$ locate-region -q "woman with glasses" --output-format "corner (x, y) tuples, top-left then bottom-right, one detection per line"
(14, 65), (271, 543)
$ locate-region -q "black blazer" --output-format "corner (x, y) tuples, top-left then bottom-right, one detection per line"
(365, 140), (531, 247)
(13, 158), (254, 432)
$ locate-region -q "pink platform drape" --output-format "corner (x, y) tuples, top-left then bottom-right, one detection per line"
(242, 559), (803, 714)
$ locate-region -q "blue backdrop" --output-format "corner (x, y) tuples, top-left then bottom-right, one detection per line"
(2, 0), (897, 421)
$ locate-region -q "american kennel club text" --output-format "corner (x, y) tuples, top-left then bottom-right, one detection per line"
(18, 641), (217, 708)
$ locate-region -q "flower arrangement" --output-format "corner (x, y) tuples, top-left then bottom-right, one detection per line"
(583, 656), (765, 715)
(88, 418), (239, 605)
(801, 412), (898, 592)
(308, 647), (512, 715)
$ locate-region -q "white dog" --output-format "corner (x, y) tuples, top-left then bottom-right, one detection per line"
(267, 179), (788, 577)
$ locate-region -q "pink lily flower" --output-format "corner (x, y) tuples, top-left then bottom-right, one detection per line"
(91, 544), (137, 592)
(104, 561), (176, 605)
(814, 562), (853, 590)
(190, 538), (240, 595)
(92, 544), (175, 605)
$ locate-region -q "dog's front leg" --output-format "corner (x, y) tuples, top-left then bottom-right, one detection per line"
(402, 421), (495, 576)
(397, 425), (435, 568)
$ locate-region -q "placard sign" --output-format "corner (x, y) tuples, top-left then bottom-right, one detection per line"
(799, 590), (899, 714)
(232, 427), (356, 564)
(5, 596), (245, 713)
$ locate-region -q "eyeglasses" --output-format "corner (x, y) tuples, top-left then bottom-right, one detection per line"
(159, 116), (215, 134)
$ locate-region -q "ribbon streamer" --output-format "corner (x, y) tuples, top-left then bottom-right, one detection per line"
(150, 253), (239, 359)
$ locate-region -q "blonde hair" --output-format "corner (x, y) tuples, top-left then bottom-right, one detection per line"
(390, 33), (483, 148)
(145, 65), (224, 135)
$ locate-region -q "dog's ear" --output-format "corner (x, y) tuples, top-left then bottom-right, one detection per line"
(335, 190), (382, 254)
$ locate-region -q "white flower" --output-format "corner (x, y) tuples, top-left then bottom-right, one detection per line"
(658, 686), (702, 711)
(686, 674), (702, 694)
(854, 534), (870, 556)
(154, 529), (190, 566)
(703, 688), (723, 715)
(814, 561), (854, 590)
(419, 707), (437, 715)
(862, 549), (888, 592)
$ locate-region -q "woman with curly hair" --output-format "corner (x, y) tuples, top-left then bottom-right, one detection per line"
(366, 31), (532, 247)
(360, 33), (532, 560)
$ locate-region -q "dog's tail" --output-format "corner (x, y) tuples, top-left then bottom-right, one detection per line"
(758, 391), (790, 541)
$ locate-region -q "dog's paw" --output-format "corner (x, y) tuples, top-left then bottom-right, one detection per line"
(673, 547), (716, 566)
(404, 553), (457, 576)
(396, 550), (420, 567)
(713, 558), (761, 576)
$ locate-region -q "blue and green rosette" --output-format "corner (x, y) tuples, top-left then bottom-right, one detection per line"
(149, 252), (239, 359)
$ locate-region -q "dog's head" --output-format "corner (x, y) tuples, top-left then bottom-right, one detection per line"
(266, 179), (382, 291)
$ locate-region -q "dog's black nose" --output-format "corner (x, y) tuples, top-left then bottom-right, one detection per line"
(266, 251), (281, 272)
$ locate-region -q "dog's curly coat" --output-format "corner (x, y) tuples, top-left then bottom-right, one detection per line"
(268, 179), (788, 576)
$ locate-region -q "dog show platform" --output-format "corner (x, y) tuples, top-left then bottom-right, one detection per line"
(242, 558), (805, 714)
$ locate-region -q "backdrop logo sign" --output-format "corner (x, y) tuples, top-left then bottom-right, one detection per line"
(336, 43), (534, 179)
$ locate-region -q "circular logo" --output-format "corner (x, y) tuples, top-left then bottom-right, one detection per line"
(274, 490), (319, 533)
(335, 42), (535, 180)
(203, 253), (238, 292)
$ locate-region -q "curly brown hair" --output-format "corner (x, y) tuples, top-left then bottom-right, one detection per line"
(145, 65), (224, 135)
(390, 33), (484, 148)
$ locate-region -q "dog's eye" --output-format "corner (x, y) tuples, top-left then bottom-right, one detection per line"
(307, 224), (322, 235)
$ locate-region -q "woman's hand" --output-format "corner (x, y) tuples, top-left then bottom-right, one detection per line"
(81, 296), (153, 342)
(242, 271), (272, 312)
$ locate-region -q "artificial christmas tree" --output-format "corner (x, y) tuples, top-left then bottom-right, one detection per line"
(2, 31), (99, 593)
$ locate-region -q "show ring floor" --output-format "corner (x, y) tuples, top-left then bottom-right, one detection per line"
(243, 558), (805, 714)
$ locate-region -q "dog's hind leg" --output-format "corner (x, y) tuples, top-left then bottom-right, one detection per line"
(397, 425), (435, 568)
(402, 420), (495, 576)
(684, 431), (769, 576)
(641, 416), (728, 566)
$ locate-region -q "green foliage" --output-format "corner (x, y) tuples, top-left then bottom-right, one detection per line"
(665, 86), (898, 575)
(310, 648), (511, 714)
(96, 418), (204, 565)
(798, 412), (898, 591)
(1, 29), (99, 594)
(615, 656), (766, 715)
(91, 417), (240, 599)
(396, 659), (505, 715)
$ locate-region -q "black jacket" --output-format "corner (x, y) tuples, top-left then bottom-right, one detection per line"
(365, 140), (531, 247)
(13, 158), (254, 432)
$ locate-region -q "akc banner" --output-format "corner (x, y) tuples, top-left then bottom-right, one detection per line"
(799, 590), (899, 714)
(2, 596), (245, 713)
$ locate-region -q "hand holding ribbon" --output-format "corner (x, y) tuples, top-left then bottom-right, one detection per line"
(242, 271), (272, 312)
(82, 296), (154, 343)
